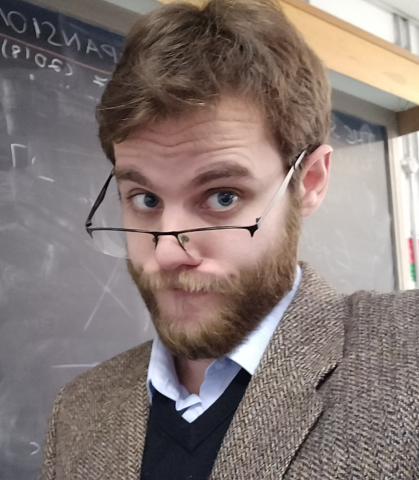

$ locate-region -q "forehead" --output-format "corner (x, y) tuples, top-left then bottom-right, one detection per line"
(113, 97), (283, 185)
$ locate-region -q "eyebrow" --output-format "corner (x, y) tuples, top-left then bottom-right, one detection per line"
(114, 169), (155, 190)
(114, 163), (253, 191)
(192, 164), (254, 187)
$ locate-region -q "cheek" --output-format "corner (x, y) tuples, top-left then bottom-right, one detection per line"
(243, 206), (290, 264)
(126, 232), (156, 264)
(212, 228), (279, 273)
(244, 229), (278, 264)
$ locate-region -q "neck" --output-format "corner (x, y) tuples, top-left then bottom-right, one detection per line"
(175, 356), (214, 395)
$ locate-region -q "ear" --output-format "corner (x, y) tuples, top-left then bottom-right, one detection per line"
(299, 145), (332, 217)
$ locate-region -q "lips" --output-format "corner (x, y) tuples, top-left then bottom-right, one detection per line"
(156, 288), (218, 305)
(169, 288), (210, 296)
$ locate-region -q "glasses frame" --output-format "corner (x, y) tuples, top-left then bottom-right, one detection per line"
(85, 150), (306, 252)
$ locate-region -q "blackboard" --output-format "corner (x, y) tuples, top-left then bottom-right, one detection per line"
(0, 2), (396, 479)
(0, 2), (155, 478)
(300, 110), (395, 293)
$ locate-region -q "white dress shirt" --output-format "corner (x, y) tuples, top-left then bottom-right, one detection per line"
(147, 266), (301, 423)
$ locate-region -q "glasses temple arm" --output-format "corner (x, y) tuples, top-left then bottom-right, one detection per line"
(256, 150), (306, 228)
(85, 169), (115, 229)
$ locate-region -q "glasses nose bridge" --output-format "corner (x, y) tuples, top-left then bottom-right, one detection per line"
(153, 231), (188, 251)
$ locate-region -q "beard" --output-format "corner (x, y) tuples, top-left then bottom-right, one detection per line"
(127, 195), (301, 360)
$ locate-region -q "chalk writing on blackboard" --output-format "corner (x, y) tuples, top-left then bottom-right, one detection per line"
(51, 364), (100, 369)
(1, 35), (74, 76)
(93, 75), (109, 87)
(0, 33), (114, 81)
(0, 1), (123, 98)
(0, 7), (119, 63)
(29, 442), (40, 456)
(10, 143), (27, 168)
(331, 118), (377, 145)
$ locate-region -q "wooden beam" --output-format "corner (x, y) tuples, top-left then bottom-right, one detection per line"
(278, 0), (419, 106)
(280, 0), (419, 66)
(397, 107), (419, 136)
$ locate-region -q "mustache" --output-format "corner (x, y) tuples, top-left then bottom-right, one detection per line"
(127, 262), (243, 295)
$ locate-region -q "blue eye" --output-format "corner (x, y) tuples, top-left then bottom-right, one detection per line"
(133, 193), (159, 210)
(207, 192), (238, 209)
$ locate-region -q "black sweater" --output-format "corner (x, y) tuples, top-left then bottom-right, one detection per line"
(140, 368), (251, 480)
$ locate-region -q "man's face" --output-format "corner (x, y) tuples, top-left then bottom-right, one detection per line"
(113, 97), (301, 360)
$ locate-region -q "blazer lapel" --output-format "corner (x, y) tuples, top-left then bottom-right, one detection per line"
(66, 345), (151, 480)
(210, 264), (345, 479)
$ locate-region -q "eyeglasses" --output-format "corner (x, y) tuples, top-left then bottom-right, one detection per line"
(85, 150), (306, 259)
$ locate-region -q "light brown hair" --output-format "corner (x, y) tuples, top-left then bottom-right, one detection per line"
(97, 0), (331, 169)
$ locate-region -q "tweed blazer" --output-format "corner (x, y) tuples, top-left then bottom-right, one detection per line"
(39, 263), (419, 479)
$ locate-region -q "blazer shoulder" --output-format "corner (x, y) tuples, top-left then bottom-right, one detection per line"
(344, 288), (419, 361)
(57, 341), (152, 410)
(346, 288), (419, 323)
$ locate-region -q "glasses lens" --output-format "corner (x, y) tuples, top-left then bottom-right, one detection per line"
(176, 227), (253, 259)
(91, 229), (127, 258)
(89, 175), (127, 258)
(92, 229), (157, 259)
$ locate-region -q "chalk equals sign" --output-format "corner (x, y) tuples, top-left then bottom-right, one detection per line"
(52, 363), (99, 369)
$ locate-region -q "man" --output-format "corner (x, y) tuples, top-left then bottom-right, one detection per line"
(40, 0), (419, 479)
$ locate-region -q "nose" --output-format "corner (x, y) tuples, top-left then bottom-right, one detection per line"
(154, 234), (201, 270)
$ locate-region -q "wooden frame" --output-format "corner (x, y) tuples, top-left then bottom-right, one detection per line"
(397, 107), (419, 136)
(387, 136), (412, 290)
